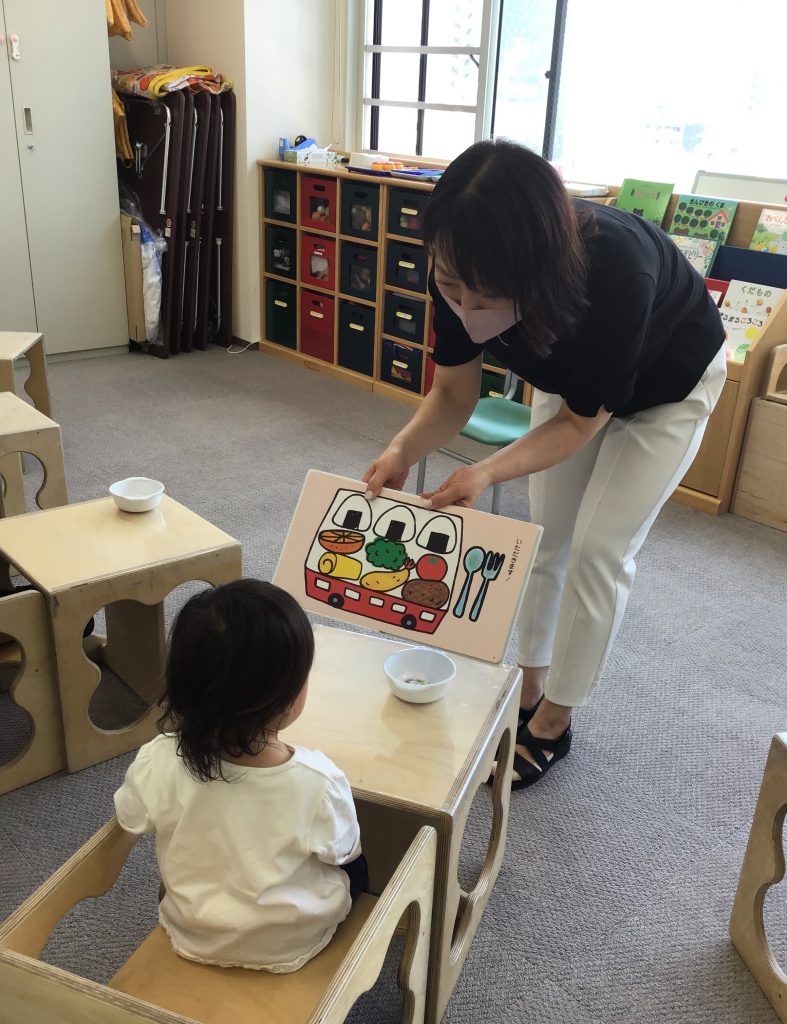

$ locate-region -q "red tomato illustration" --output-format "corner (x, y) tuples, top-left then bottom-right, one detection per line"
(416, 554), (448, 581)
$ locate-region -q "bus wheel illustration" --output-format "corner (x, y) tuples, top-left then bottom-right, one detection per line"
(328, 593), (344, 608)
(401, 614), (417, 630)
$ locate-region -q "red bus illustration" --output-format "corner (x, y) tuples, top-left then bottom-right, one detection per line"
(304, 489), (463, 634)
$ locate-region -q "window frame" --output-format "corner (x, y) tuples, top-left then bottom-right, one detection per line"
(359, 0), (502, 160)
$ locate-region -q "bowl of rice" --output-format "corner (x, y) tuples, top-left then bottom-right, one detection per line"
(384, 646), (456, 704)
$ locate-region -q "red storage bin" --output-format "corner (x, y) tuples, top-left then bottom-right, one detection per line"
(301, 234), (336, 289)
(300, 175), (337, 231)
(300, 290), (335, 363)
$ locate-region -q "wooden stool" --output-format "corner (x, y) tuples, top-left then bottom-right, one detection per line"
(0, 332), (52, 519)
(730, 732), (787, 1022)
(0, 819), (436, 1024)
(0, 392), (67, 516)
(0, 590), (65, 796)
(0, 496), (243, 773)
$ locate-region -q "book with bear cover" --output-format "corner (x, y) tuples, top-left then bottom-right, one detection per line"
(274, 470), (543, 663)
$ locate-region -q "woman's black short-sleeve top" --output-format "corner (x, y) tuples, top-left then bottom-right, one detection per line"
(430, 199), (725, 417)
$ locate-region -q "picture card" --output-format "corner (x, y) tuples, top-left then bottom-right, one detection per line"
(274, 470), (543, 664)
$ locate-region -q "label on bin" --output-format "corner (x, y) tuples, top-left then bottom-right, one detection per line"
(274, 299), (288, 308)
(350, 322), (364, 331)
(402, 207), (418, 216)
(398, 260), (416, 269)
(309, 311), (324, 319)
(396, 311), (413, 320)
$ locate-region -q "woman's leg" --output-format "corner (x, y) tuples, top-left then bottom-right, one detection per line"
(539, 346), (727, 713)
(517, 390), (606, 707)
(515, 347), (727, 783)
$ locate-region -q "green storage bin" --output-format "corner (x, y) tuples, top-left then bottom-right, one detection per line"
(265, 280), (297, 348)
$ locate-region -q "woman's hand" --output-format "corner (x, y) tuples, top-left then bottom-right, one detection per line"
(423, 463), (493, 509)
(362, 447), (410, 498)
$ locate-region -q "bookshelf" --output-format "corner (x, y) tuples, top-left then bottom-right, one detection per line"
(258, 162), (787, 516)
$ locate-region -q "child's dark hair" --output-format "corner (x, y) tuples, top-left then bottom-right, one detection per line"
(158, 579), (314, 782)
(424, 138), (593, 357)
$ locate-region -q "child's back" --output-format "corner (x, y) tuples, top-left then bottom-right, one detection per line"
(113, 579), (363, 973)
(115, 733), (360, 972)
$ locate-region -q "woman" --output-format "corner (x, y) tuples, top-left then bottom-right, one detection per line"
(363, 140), (726, 789)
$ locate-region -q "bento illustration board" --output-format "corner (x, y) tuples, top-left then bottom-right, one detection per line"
(274, 471), (543, 663)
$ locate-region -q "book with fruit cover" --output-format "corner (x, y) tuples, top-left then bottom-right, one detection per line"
(749, 207), (787, 255)
(615, 178), (674, 226)
(274, 470), (542, 663)
(669, 235), (719, 275)
(719, 279), (785, 363)
(667, 195), (738, 242)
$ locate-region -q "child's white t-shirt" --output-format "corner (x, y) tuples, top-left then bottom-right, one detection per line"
(113, 733), (361, 973)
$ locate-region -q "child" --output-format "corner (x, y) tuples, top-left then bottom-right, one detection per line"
(114, 579), (366, 973)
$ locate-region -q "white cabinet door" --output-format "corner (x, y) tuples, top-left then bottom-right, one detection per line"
(4, 0), (127, 354)
(0, 9), (36, 331)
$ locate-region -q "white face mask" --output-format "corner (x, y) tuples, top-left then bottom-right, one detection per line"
(438, 289), (520, 344)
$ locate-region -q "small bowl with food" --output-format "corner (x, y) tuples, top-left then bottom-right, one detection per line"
(384, 646), (456, 704)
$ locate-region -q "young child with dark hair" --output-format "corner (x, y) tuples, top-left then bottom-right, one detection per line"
(114, 579), (366, 973)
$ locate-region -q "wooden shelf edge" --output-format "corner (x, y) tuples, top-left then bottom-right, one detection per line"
(670, 485), (722, 516)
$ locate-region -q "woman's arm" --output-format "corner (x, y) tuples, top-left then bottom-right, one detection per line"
(363, 356), (483, 496)
(426, 400), (611, 509)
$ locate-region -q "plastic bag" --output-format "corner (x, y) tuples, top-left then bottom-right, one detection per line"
(119, 182), (167, 345)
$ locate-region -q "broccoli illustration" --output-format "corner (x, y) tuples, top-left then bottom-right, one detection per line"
(365, 538), (408, 570)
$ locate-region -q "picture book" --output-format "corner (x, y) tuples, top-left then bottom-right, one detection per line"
(669, 235), (719, 276)
(274, 470), (543, 663)
(667, 195), (738, 242)
(712, 245), (787, 289)
(749, 207), (787, 255)
(615, 178), (674, 226)
(719, 279), (785, 362)
(704, 277), (729, 305)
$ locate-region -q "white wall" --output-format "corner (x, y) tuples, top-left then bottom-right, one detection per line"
(163, 0), (341, 343)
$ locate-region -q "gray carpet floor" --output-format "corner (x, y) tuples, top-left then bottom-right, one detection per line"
(1, 346), (785, 1023)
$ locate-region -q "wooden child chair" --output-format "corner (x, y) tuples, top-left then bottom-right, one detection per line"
(415, 371), (531, 514)
(729, 732), (787, 1022)
(0, 589), (66, 796)
(0, 392), (68, 517)
(0, 820), (437, 1024)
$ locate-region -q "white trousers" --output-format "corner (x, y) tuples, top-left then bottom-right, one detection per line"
(518, 344), (727, 707)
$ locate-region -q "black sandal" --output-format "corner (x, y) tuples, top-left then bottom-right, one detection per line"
(511, 721), (572, 790)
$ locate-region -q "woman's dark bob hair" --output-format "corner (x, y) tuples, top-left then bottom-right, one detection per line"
(424, 138), (593, 356)
(158, 579), (314, 782)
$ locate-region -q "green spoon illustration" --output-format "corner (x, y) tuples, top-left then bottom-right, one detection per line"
(453, 546), (486, 618)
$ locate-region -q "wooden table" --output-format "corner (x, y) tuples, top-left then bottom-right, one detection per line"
(0, 496), (242, 772)
(283, 625), (521, 1023)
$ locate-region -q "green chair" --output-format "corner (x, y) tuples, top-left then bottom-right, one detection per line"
(416, 371), (532, 514)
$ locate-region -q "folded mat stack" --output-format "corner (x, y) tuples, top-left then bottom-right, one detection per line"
(114, 67), (235, 357)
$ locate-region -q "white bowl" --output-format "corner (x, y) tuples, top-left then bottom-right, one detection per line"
(384, 647), (456, 704)
(109, 477), (165, 513)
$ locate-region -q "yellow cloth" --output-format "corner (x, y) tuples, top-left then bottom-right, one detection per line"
(112, 87), (133, 162)
(112, 65), (234, 99)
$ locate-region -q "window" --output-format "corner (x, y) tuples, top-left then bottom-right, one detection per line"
(362, 0), (494, 159)
(358, 0), (787, 189)
(550, 0), (787, 191)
